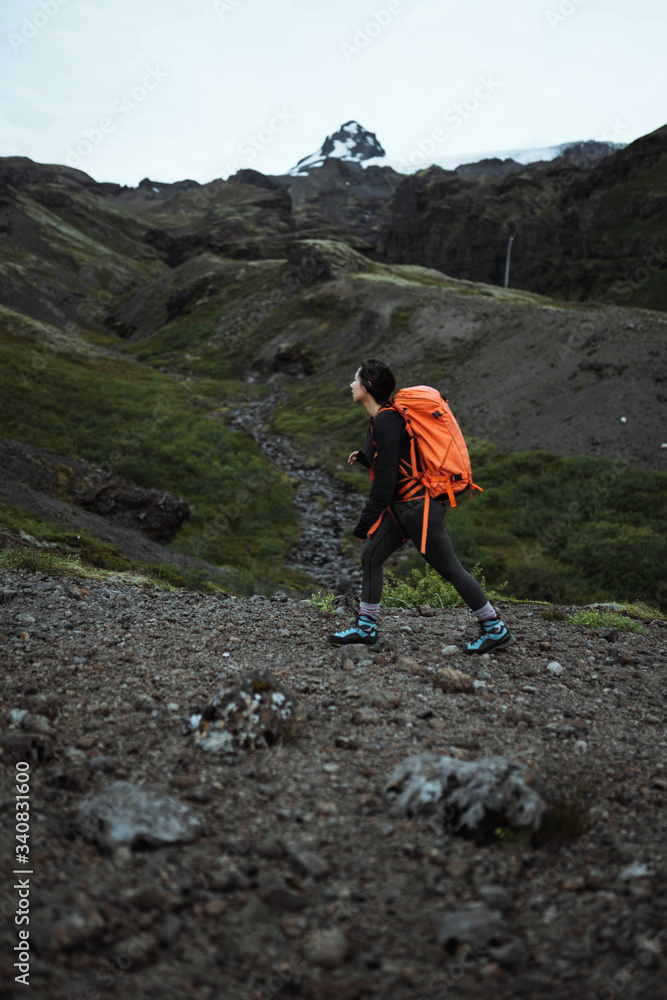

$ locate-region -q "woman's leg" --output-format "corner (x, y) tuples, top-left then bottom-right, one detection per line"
(329, 509), (405, 647)
(361, 509), (406, 604)
(396, 498), (513, 653)
(397, 499), (487, 609)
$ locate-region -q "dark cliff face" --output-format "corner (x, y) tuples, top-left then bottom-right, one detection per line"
(376, 125), (667, 310)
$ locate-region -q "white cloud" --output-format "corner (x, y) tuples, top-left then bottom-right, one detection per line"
(0, 0), (664, 184)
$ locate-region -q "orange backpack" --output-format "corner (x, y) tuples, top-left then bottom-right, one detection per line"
(372, 385), (483, 553)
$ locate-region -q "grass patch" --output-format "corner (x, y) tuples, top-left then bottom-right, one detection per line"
(621, 600), (665, 622)
(568, 610), (650, 634)
(0, 547), (180, 590)
(0, 502), (253, 595)
(0, 317), (301, 579)
(534, 786), (591, 846)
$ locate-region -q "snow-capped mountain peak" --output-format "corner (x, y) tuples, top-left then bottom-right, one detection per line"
(289, 121), (386, 175)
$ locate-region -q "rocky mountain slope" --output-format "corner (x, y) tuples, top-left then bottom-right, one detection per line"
(1, 565), (666, 1000)
(4, 122), (661, 325)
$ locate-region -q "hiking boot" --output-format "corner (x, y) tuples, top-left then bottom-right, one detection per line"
(465, 617), (514, 654)
(328, 614), (378, 647)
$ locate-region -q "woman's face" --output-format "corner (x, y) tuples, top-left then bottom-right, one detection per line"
(350, 368), (367, 403)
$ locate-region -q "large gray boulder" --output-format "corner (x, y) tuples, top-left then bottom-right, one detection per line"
(74, 781), (202, 850)
(385, 753), (547, 835)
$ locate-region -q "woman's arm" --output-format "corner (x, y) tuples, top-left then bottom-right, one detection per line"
(352, 449), (371, 468)
(352, 410), (404, 538)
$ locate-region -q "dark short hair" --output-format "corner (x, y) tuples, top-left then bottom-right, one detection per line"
(359, 358), (396, 403)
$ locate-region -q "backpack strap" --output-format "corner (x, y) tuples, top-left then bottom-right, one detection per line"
(367, 504), (408, 542)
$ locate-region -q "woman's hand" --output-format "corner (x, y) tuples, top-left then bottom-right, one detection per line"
(348, 451), (359, 465)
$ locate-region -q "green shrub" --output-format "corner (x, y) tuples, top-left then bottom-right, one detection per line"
(381, 564), (510, 609)
(382, 566), (463, 609)
(308, 591), (337, 612)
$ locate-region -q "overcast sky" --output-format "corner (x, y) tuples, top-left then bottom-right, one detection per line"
(1, 0), (664, 186)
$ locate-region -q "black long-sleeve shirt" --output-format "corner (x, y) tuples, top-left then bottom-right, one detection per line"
(353, 407), (417, 538)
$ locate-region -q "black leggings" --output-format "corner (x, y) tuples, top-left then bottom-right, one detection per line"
(361, 498), (487, 610)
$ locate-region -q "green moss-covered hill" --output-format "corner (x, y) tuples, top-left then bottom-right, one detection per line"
(2, 206), (665, 605)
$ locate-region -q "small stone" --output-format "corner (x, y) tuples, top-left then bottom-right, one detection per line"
(204, 898), (227, 917)
(89, 756), (116, 774)
(211, 865), (248, 891)
(561, 878), (586, 891)
(598, 627), (619, 642)
(334, 735), (359, 750)
(547, 662), (564, 676)
(259, 879), (306, 911)
(363, 689), (401, 710)
(303, 925), (349, 968)
(441, 645), (459, 656)
(113, 846), (133, 866)
(433, 667), (475, 694)
(352, 708), (380, 726)
(574, 740), (588, 754)
(27, 694), (58, 719)
(488, 937), (526, 970)
(170, 774), (199, 790)
(477, 885), (513, 914)
(620, 861), (649, 880)
(437, 903), (506, 952)
(255, 836), (283, 859)
(287, 845), (330, 879)
(395, 656), (421, 674)
(20, 712), (54, 735)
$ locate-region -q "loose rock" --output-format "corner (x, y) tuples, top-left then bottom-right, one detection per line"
(74, 781), (202, 849)
(385, 753), (547, 834)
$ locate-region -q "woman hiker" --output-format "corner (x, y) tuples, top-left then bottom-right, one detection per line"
(328, 358), (514, 654)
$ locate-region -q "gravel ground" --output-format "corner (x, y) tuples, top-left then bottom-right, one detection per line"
(1, 568), (666, 1000)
